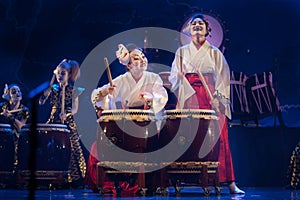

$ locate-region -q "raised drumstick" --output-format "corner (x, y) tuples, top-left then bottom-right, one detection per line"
(104, 57), (113, 86)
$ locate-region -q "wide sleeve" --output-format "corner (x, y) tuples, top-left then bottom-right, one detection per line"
(91, 84), (111, 110)
(169, 48), (181, 92)
(168, 47), (195, 109)
(151, 74), (168, 114)
(90, 75), (123, 110)
(213, 49), (231, 119)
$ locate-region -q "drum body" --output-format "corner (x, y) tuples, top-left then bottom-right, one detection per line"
(159, 109), (219, 162)
(97, 109), (157, 160)
(0, 123), (15, 182)
(18, 123), (71, 171)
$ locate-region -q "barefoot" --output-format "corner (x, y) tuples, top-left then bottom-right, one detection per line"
(229, 182), (245, 194)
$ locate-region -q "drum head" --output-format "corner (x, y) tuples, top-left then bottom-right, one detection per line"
(165, 109), (218, 120)
(98, 109), (155, 122)
(21, 123), (70, 132)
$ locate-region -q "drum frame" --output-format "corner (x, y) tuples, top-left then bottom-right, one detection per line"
(17, 123), (71, 188)
(0, 124), (15, 188)
(97, 110), (158, 157)
(159, 109), (221, 195)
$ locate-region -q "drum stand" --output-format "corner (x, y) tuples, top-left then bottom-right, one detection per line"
(161, 161), (220, 196)
(96, 161), (163, 196)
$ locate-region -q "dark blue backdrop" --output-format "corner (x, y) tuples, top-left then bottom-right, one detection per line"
(0, 0), (299, 124)
(0, 0), (299, 187)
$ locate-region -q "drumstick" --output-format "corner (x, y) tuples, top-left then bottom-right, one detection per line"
(104, 57), (113, 86)
(0, 108), (23, 115)
(176, 49), (184, 109)
(61, 85), (65, 124)
(8, 108), (23, 113)
(179, 48), (183, 73)
(196, 69), (220, 112)
(49, 74), (56, 86)
(45, 74), (56, 92)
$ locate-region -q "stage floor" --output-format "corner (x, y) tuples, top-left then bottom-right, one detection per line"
(0, 187), (298, 199)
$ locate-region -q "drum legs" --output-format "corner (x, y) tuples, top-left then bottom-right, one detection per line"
(163, 162), (221, 196)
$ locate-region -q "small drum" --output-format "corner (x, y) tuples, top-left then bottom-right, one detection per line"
(18, 123), (71, 171)
(97, 109), (158, 159)
(159, 109), (219, 162)
(0, 124), (14, 172)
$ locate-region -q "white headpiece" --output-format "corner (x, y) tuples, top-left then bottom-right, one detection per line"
(116, 44), (130, 66)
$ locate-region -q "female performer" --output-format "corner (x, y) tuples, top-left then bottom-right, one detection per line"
(0, 84), (30, 169)
(169, 13), (244, 194)
(39, 59), (86, 187)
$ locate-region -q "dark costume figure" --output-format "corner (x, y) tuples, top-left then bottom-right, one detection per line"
(287, 142), (300, 189)
(39, 59), (86, 186)
(0, 84), (30, 169)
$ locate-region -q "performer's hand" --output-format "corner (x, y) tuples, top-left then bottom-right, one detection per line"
(1, 109), (11, 117)
(107, 85), (115, 95)
(210, 98), (220, 111)
(178, 72), (185, 79)
(2, 84), (8, 99)
(100, 86), (115, 97)
(139, 92), (153, 107)
(96, 86), (115, 102)
(59, 112), (67, 121)
(43, 88), (51, 97)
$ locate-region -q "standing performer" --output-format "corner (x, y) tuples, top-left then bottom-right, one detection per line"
(85, 43), (168, 193)
(0, 84), (30, 169)
(39, 59), (86, 187)
(169, 13), (244, 194)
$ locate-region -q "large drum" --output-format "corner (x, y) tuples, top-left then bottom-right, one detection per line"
(97, 109), (158, 160)
(18, 123), (71, 172)
(0, 123), (15, 185)
(159, 109), (219, 162)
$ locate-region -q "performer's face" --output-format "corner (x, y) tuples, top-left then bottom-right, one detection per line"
(9, 85), (22, 102)
(56, 66), (69, 85)
(128, 49), (148, 72)
(189, 18), (207, 37)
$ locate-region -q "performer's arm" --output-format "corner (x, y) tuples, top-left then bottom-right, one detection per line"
(39, 88), (51, 105)
(71, 96), (79, 115)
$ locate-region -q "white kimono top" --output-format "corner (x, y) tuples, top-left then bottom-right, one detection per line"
(91, 71), (168, 115)
(169, 40), (231, 119)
